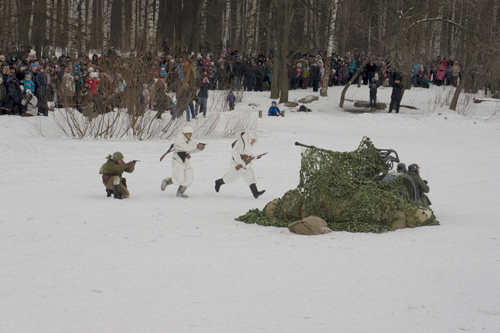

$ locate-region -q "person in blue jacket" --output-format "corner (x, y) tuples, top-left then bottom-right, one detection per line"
(268, 101), (281, 116)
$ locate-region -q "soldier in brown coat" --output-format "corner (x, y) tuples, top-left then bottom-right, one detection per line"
(99, 152), (136, 199)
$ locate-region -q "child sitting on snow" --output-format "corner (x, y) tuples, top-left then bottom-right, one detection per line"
(268, 101), (281, 116)
(228, 90), (235, 110)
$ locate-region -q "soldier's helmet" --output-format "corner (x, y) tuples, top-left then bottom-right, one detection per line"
(408, 164), (420, 172)
(112, 151), (124, 161)
(396, 163), (407, 172)
(182, 126), (194, 134)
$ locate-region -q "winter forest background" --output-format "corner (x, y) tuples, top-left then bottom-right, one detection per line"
(2, 0), (500, 79)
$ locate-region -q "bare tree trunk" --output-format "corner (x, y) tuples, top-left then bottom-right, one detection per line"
(200, 0), (207, 53)
(123, 0), (132, 52)
(320, 0), (337, 97)
(188, 0), (203, 54)
(76, 0), (85, 57)
(339, 61), (368, 108)
(221, 0), (230, 51)
(450, 68), (468, 111)
(18, 0), (32, 47)
(110, 0), (123, 50)
(173, 0), (183, 53)
(269, 0), (294, 103)
(32, 0), (47, 59)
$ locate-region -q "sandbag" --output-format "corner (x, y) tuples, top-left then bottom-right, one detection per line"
(407, 208), (433, 228)
(288, 216), (332, 235)
(391, 211), (407, 229)
(265, 200), (278, 218)
(280, 190), (304, 220)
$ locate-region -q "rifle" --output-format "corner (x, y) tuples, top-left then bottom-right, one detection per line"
(236, 152), (268, 170)
(132, 160), (141, 163)
(160, 144), (174, 161)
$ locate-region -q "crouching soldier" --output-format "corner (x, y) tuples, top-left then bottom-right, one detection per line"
(215, 131), (265, 198)
(99, 152), (136, 199)
(407, 163), (432, 207)
(161, 126), (205, 198)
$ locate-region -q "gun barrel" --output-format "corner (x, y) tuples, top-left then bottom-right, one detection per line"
(295, 142), (315, 149)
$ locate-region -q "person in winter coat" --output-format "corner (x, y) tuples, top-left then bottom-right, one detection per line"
(36, 67), (49, 115)
(310, 64), (321, 92)
(4, 74), (23, 115)
(415, 70), (429, 88)
(73, 73), (84, 100)
(268, 101), (281, 116)
(22, 73), (35, 94)
(217, 60), (227, 89)
(196, 76), (212, 117)
(365, 61), (378, 84)
(160, 126), (206, 198)
(99, 151), (136, 199)
(140, 84), (151, 110)
(407, 164), (431, 207)
(348, 57), (357, 82)
(289, 64), (298, 89)
(396, 163), (407, 174)
(388, 79), (404, 113)
(60, 72), (74, 105)
(214, 131), (265, 199)
(244, 60), (253, 91)
(107, 46), (117, 57)
(0, 76), (6, 111)
(227, 90), (235, 110)
(254, 61), (265, 92)
(159, 64), (167, 80)
(436, 61), (446, 86)
(208, 62), (217, 88)
(20, 90), (38, 117)
(232, 57), (244, 90)
(368, 79), (378, 111)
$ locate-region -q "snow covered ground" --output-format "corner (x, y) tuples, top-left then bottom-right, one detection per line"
(1, 84), (500, 332)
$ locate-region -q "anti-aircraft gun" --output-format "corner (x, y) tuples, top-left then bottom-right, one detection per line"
(295, 139), (418, 205)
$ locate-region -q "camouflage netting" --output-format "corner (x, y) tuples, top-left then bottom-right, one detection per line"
(236, 137), (439, 233)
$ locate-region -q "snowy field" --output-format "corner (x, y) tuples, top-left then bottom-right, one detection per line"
(1, 84), (500, 332)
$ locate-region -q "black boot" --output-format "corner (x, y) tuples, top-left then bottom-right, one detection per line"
(250, 183), (265, 199)
(215, 178), (225, 192)
(161, 177), (173, 191)
(106, 188), (113, 197)
(113, 184), (122, 199)
(176, 185), (188, 198)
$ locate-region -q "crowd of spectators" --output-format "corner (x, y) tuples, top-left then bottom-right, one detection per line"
(0, 43), (461, 118)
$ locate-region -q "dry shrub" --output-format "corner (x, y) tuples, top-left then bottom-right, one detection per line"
(52, 88), (257, 140)
(191, 90), (258, 139)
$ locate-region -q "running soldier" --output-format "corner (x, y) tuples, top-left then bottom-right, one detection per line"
(161, 126), (205, 198)
(215, 131), (265, 199)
